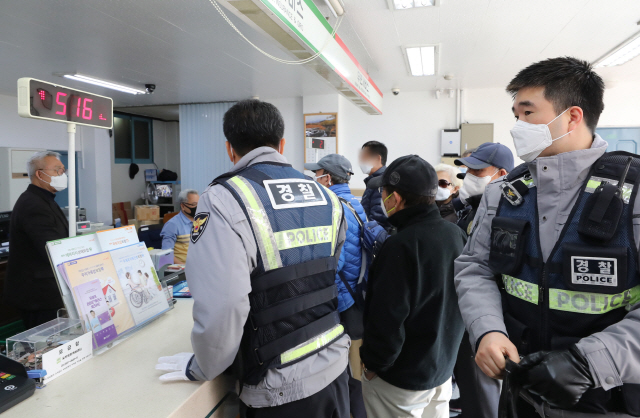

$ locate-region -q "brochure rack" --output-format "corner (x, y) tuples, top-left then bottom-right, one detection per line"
(45, 226), (173, 353)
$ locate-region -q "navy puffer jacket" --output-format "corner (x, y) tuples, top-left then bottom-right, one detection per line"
(361, 166), (390, 230)
(330, 183), (367, 312)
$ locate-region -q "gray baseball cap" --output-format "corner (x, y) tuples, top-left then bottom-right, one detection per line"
(305, 154), (354, 180)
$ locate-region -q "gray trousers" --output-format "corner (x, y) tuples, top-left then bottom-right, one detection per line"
(454, 332), (501, 418)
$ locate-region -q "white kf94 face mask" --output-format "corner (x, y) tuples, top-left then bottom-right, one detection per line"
(510, 108), (573, 163)
(435, 186), (451, 202)
(458, 170), (498, 203)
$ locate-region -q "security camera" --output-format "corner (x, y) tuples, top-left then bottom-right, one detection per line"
(392, 88), (400, 96)
(145, 84), (156, 94)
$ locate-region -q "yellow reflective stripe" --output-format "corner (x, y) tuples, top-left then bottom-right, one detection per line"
(280, 324), (344, 365)
(586, 179), (601, 190)
(503, 275), (539, 305)
(228, 176), (281, 271)
(504, 275), (640, 314)
(274, 226), (333, 250)
(324, 188), (343, 256)
(549, 286), (640, 314)
(522, 178), (534, 187)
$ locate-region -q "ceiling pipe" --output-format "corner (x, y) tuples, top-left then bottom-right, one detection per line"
(324, 0), (345, 17)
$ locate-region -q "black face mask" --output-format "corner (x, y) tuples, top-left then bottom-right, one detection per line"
(183, 204), (197, 217)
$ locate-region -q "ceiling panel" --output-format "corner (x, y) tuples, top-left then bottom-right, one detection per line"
(0, 0), (639, 110)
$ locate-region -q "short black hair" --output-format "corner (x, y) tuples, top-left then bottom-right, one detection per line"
(506, 57), (605, 133)
(362, 141), (388, 166)
(384, 185), (435, 207)
(223, 99), (285, 156)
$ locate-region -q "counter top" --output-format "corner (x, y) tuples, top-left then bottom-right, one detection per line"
(4, 299), (238, 418)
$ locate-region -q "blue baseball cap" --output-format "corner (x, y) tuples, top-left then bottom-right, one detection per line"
(455, 142), (514, 172)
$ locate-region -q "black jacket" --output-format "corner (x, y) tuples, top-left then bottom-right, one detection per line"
(457, 194), (483, 236)
(360, 204), (467, 391)
(361, 166), (391, 230)
(4, 184), (68, 310)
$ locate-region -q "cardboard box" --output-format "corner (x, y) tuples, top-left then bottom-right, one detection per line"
(140, 220), (160, 226)
(135, 205), (160, 221)
(112, 201), (133, 225)
(128, 218), (140, 230)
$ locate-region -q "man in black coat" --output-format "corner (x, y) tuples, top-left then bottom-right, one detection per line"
(4, 151), (69, 329)
(358, 141), (390, 230)
(359, 155), (467, 418)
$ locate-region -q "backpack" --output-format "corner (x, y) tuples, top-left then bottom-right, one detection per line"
(337, 197), (389, 310)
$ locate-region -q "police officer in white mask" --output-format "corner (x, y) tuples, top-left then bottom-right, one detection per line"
(454, 142), (514, 235)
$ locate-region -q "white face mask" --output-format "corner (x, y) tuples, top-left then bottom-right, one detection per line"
(510, 108), (573, 163)
(435, 187), (451, 202)
(459, 170), (498, 203)
(40, 171), (68, 192)
(360, 163), (373, 175)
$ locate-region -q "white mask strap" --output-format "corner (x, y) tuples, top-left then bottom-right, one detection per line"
(547, 107), (570, 126)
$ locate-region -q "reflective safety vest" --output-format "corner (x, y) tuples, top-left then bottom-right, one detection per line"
(213, 162), (345, 385)
(490, 152), (640, 414)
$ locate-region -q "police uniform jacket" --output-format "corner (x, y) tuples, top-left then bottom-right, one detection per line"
(455, 135), (636, 400)
(185, 147), (349, 408)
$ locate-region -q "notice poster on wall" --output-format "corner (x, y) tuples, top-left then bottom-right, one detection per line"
(304, 113), (338, 165)
(110, 243), (170, 326)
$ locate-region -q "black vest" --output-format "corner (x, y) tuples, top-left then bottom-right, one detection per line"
(489, 152), (640, 415)
(214, 162), (345, 385)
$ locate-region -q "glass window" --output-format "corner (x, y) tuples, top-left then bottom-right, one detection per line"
(133, 119), (151, 160)
(113, 114), (153, 164)
(113, 117), (132, 160)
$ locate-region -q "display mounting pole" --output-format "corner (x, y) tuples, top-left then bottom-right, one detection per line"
(68, 123), (76, 237)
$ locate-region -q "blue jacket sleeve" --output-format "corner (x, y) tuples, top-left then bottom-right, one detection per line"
(160, 221), (177, 250)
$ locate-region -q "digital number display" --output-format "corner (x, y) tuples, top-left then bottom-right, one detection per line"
(311, 138), (325, 149)
(18, 78), (113, 129)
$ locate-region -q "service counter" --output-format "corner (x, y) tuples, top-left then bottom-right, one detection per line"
(3, 299), (239, 418)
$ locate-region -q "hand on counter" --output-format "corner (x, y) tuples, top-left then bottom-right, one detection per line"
(155, 352), (194, 381)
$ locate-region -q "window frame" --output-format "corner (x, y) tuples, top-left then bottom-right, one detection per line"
(113, 113), (154, 164)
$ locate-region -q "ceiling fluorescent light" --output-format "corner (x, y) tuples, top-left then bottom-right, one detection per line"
(392, 0), (435, 10)
(405, 46), (437, 76)
(61, 74), (147, 95)
(594, 31), (640, 68)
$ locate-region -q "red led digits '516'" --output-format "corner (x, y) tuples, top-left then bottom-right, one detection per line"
(17, 78), (113, 129)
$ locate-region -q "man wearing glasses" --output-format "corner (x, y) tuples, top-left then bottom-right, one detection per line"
(161, 189), (200, 264)
(4, 151), (69, 329)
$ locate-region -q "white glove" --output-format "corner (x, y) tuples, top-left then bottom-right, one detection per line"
(155, 352), (194, 382)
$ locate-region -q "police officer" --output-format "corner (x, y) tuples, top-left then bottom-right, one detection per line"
(455, 57), (640, 417)
(156, 100), (350, 417)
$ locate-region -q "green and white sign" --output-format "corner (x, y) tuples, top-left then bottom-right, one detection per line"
(223, 0), (383, 114)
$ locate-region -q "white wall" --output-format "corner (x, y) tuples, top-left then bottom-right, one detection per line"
(0, 93), (115, 223)
(265, 96), (304, 171)
(301, 93), (457, 188)
(110, 119), (180, 206)
(462, 88), (519, 162)
(78, 127), (112, 223)
(462, 82), (640, 165)
(0, 93), (81, 151)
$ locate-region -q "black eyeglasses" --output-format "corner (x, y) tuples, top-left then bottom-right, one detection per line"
(438, 179), (452, 188)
